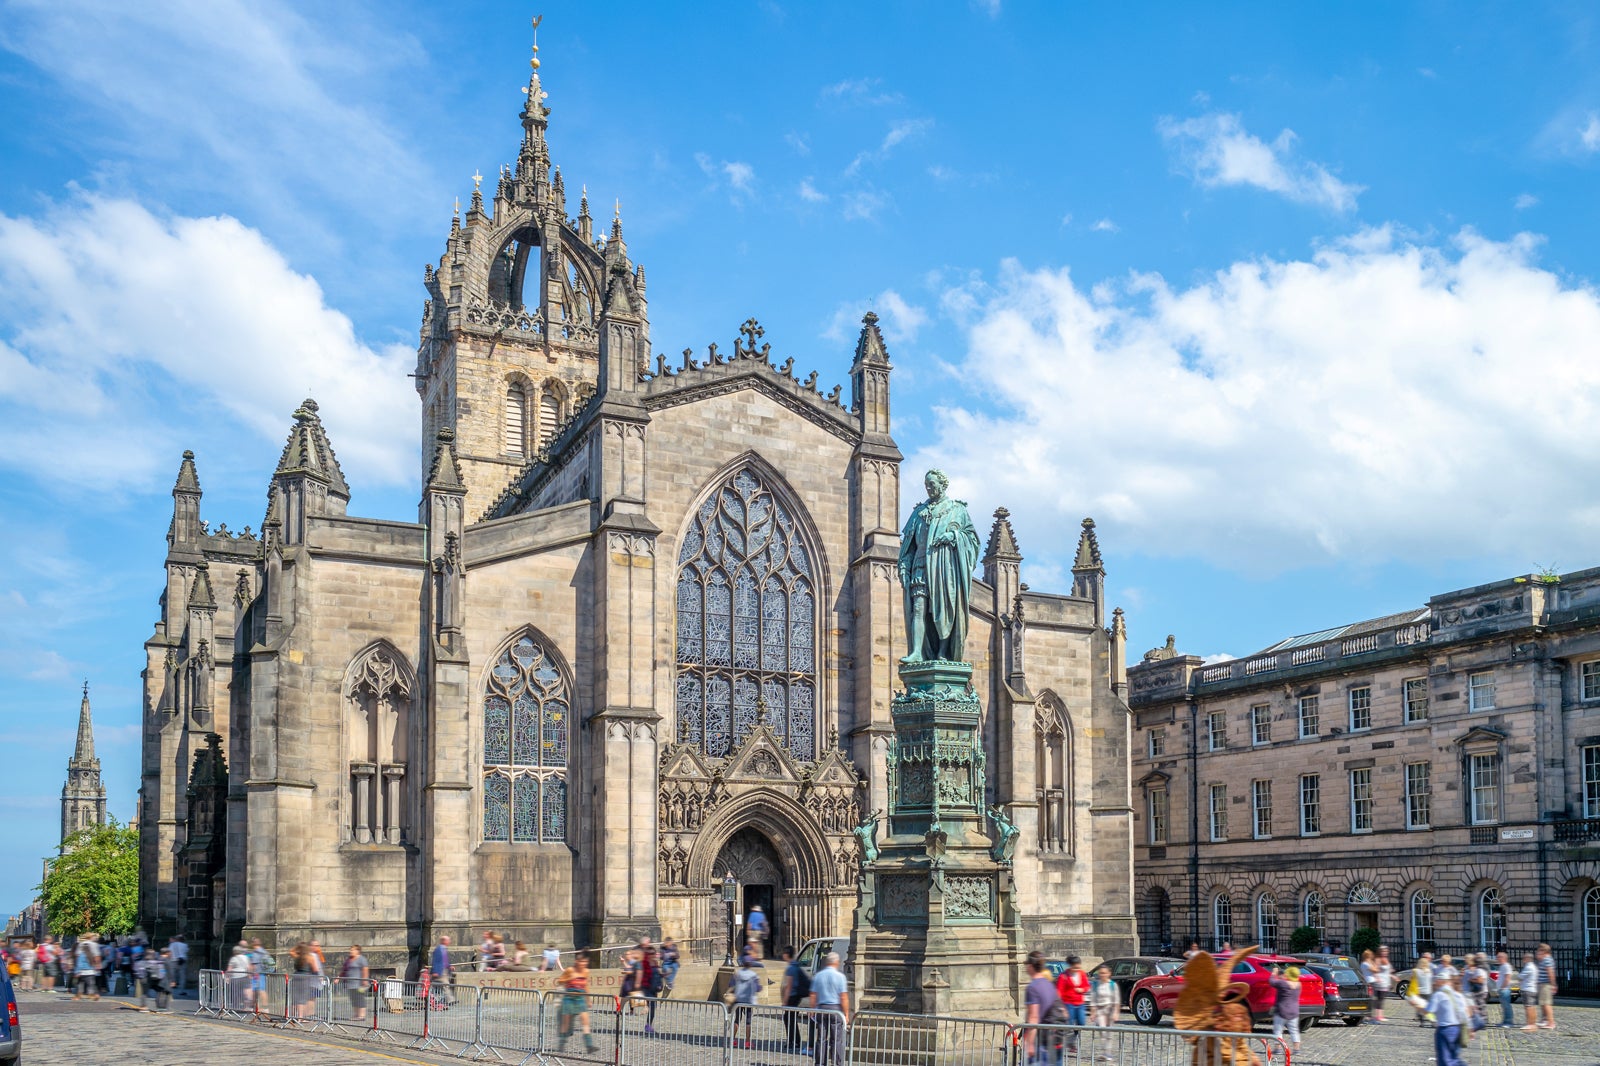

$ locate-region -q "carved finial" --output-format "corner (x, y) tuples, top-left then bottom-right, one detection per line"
(737, 317), (764, 357)
(472, 169), (483, 192)
(1073, 517), (1103, 571)
(682, 346), (696, 371)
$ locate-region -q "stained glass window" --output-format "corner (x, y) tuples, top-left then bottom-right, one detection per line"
(482, 631), (569, 843)
(675, 466), (818, 760)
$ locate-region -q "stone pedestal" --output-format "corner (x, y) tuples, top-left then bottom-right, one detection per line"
(851, 660), (1022, 1015)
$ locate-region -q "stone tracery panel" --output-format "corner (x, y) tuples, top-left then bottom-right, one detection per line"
(345, 643), (413, 845)
(482, 630), (569, 844)
(674, 465), (818, 761)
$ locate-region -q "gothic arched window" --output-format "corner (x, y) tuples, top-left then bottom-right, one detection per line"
(674, 465), (817, 761)
(1213, 892), (1234, 946)
(344, 644), (413, 846)
(538, 381), (564, 447)
(482, 631), (569, 843)
(1478, 886), (1507, 948)
(505, 381), (529, 458)
(1410, 888), (1436, 953)
(1256, 893), (1279, 950)
(1035, 693), (1073, 854)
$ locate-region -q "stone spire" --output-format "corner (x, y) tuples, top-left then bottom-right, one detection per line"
(517, 17), (551, 189)
(169, 449), (203, 547)
(850, 312), (893, 440)
(273, 399), (350, 499)
(425, 427), (466, 493)
(173, 449), (201, 494)
(984, 506), (1021, 561)
(188, 559), (217, 610)
(61, 682), (108, 851)
(1071, 517), (1105, 625)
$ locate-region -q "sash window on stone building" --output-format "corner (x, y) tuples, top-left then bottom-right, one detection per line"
(1470, 753), (1501, 825)
(1209, 783), (1228, 841)
(1213, 893), (1233, 945)
(674, 466), (818, 761)
(1299, 774), (1321, 835)
(1584, 745), (1600, 817)
(1298, 695), (1319, 738)
(1404, 677), (1429, 722)
(1410, 888), (1435, 953)
(1251, 704), (1270, 745)
(1303, 891), (1324, 935)
(1406, 762), (1432, 829)
(1256, 893), (1278, 950)
(1585, 886), (1600, 952)
(1207, 710), (1227, 751)
(1348, 686), (1371, 731)
(1582, 660), (1600, 701)
(1349, 767), (1373, 833)
(482, 632), (569, 843)
(1148, 728), (1165, 757)
(1147, 787), (1168, 845)
(1252, 780), (1271, 839)
(1468, 670), (1497, 712)
(1478, 887), (1507, 946)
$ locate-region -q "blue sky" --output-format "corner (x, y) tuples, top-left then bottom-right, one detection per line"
(4, 0), (1600, 912)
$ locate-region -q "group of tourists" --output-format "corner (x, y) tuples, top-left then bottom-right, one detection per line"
(1403, 943), (1562, 1066)
(4, 932), (187, 1011)
(1023, 952), (1123, 1063)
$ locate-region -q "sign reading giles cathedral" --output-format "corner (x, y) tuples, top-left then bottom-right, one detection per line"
(137, 24), (1136, 976)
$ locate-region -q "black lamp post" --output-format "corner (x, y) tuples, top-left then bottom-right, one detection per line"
(721, 870), (738, 966)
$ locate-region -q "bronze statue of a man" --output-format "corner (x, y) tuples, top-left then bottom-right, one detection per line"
(898, 469), (981, 663)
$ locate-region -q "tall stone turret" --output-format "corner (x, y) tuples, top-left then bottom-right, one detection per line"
(61, 682), (108, 850)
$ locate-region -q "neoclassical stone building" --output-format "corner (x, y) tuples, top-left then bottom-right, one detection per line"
(137, 39), (1136, 972)
(1129, 570), (1600, 982)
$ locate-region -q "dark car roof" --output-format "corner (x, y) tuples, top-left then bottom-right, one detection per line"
(1102, 956), (1183, 963)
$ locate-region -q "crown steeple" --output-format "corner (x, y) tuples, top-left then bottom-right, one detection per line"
(61, 681), (107, 850)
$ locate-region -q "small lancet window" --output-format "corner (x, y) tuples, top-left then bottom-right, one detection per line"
(505, 382), (529, 457)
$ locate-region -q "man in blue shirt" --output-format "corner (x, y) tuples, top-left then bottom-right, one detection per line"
(810, 952), (850, 1066)
(430, 935), (454, 1005)
(746, 906), (768, 958)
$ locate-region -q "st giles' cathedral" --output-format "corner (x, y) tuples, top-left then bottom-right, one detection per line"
(137, 31), (1136, 972)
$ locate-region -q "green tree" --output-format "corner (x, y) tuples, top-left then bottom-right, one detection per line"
(1288, 925), (1321, 953)
(1349, 927), (1382, 957)
(38, 820), (138, 938)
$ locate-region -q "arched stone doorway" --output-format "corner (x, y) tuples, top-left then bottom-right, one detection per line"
(714, 828), (786, 954)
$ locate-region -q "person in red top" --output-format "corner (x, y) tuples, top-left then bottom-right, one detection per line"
(1057, 955), (1090, 1027)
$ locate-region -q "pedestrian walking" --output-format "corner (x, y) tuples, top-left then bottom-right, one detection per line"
(249, 938), (273, 1009)
(430, 935), (454, 1005)
(1535, 943), (1558, 1030)
(1057, 952), (1090, 1052)
(1268, 964), (1302, 1054)
(16, 943), (34, 992)
(745, 905), (768, 958)
(809, 951), (850, 1066)
(143, 949), (171, 1012)
(1427, 975), (1471, 1066)
(1411, 953), (1434, 1025)
(557, 954), (596, 1053)
(1088, 965), (1119, 1028)
(1463, 954), (1488, 1022)
(1518, 953), (1539, 1030)
(659, 937), (680, 996)
(225, 941), (251, 1009)
(72, 935), (101, 1001)
(1491, 952), (1514, 1028)
(1023, 950), (1066, 1066)
(37, 937), (58, 993)
(1364, 947), (1393, 1022)
(780, 946), (812, 1051)
(341, 945), (370, 1022)
(731, 954), (762, 1047)
(168, 935), (188, 996)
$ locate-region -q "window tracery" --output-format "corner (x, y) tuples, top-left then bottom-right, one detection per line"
(1035, 693), (1073, 853)
(483, 631), (569, 843)
(345, 644), (412, 845)
(674, 466), (817, 761)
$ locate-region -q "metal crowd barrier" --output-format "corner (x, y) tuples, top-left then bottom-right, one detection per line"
(1016, 1024), (1292, 1066)
(191, 973), (1298, 1066)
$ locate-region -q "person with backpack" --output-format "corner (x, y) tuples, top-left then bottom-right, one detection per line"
(731, 955), (763, 1048)
(1268, 964), (1303, 1054)
(143, 949), (171, 1012)
(780, 946), (812, 1051)
(1024, 950), (1065, 1066)
(77, 936), (104, 1000)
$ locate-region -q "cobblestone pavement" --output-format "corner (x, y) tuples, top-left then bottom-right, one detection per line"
(13, 988), (1600, 1065)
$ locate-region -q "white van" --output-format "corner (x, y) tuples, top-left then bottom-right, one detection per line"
(793, 937), (852, 983)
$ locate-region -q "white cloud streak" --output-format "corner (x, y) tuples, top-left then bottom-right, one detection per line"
(0, 195), (417, 494)
(824, 290), (928, 347)
(920, 227), (1600, 571)
(1159, 112), (1363, 212)
(846, 118), (933, 177)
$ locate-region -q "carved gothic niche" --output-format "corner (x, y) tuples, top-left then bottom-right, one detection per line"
(1034, 690), (1073, 855)
(345, 644), (414, 845)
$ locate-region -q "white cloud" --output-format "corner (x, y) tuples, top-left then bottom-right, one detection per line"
(820, 77), (903, 107)
(919, 227), (1600, 571)
(785, 132), (811, 156)
(1091, 218), (1119, 233)
(1514, 193), (1539, 211)
(723, 161), (756, 193)
(1159, 112), (1363, 212)
(798, 178), (828, 203)
(0, 0), (429, 233)
(846, 118), (933, 177)
(824, 290), (928, 347)
(1581, 113), (1600, 153)
(0, 195), (416, 494)
(842, 188), (891, 222)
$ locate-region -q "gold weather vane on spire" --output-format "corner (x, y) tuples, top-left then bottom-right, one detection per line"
(472, 170), (483, 191)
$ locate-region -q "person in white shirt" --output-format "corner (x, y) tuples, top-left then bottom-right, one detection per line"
(542, 945), (562, 971)
(1426, 976), (1469, 1066)
(1518, 954), (1540, 1030)
(168, 935), (189, 996)
(1491, 952), (1514, 1028)
(1412, 954), (1434, 1026)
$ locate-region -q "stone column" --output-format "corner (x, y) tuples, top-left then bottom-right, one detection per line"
(351, 762), (375, 844)
(382, 764), (405, 844)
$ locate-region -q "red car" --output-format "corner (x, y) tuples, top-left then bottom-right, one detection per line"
(1129, 953), (1326, 1028)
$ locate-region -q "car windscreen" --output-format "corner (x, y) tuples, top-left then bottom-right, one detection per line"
(1154, 961), (1184, 974)
(1329, 968), (1361, 984)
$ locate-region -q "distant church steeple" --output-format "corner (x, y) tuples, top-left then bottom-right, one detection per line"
(61, 681), (108, 851)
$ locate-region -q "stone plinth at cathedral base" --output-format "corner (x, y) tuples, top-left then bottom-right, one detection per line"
(851, 659), (1023, 1016)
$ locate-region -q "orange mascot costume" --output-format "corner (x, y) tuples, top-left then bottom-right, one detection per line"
(1172, 946), (1263, 1066)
